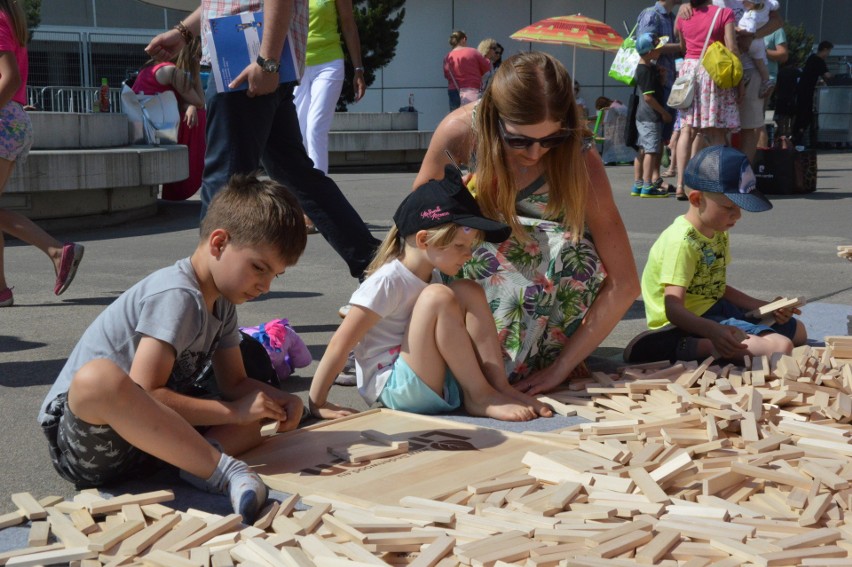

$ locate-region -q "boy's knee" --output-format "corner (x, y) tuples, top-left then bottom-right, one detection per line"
(766, 333), (794, 355)
(70, 359), (133, 403)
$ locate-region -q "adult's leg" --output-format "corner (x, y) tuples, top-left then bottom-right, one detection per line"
(199, 88), (269, 218)
(0, 159), (64, 290)
(402, 284), (536, 421)
(293, 65), (315, 148)
(261, 84), (380, 279)
(448, 280), (551, 416)
(301, 59), (344, 175)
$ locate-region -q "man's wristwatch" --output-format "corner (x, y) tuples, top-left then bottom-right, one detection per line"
(256, 55), (280, 73)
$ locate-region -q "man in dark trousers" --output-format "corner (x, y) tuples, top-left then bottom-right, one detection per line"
(794, 40), (834, 147)
(145, 0), (380, 281)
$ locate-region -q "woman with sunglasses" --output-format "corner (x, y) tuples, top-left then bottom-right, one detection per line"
(413, 51), (640, 396)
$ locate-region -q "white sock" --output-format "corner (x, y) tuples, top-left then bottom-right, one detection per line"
(180, 453), (267, 522)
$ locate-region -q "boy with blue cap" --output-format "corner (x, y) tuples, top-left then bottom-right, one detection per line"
(625, 145), (807, 363)
(632, 32), (673, 198)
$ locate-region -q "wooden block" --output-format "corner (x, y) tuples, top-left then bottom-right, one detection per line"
(26, 521), (50, 548)
(260, 419), (279, 437)
(88, 519), (145, 552)
(399, 534), (454, 567)
(759, 545), (847, 566)
(251, 500), (280, 531)
(585, 519), (653, 547)
(591, 529), (653, 559)
(628, 467), (670, 504)
(745, 297), (806, 319)
(149, 516), (207, 551)
(468, 474), (536, 495)
(319, 513), (367, 543)
(137, 549), (199, 567)
(294, 502), (331, 535)
(10, 493), (47, 520)
(6, 547), (95, 567)
(774, 527), (842, 550)
(730, 462), (812, 489)
(170, 513), (244, 552)
(87, 490), (174, 516)
(635, 529), (682, 565)
(116, 512), (181, 556)
(46, 508), (90, 548)
(799, 492), (833, 527)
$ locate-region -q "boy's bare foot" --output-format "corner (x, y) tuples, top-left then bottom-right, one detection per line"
(465, 391), (538, 422)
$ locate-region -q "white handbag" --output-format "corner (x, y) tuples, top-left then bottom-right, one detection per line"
(120, 84), (180, 145)
(667, 7), (722, 110)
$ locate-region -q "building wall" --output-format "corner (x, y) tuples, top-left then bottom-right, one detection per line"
(36, 0), (852, 132)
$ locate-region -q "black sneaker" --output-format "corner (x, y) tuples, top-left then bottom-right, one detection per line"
(623, 325), (685, 363)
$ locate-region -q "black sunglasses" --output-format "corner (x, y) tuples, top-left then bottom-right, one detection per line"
(498, 119), (571, 150)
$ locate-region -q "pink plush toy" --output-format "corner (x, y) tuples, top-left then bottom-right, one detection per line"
(240, 318), (312, 380)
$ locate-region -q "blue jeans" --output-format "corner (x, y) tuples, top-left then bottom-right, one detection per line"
(447, 89), (460, 112)
(201, 81), (380, 278)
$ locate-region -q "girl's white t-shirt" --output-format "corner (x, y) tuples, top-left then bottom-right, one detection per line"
(349, 259), (440, 404)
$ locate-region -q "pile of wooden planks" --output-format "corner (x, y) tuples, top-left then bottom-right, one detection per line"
(2, 340), (852, 565)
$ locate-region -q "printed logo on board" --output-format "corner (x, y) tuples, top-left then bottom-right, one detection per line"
(300, 430), (478, 477)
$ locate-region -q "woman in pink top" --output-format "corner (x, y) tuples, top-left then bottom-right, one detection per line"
(674, 0), (740, 198)
(132, 37), (205, 201)
(443, 30), (491, 111)
(0, 0), (84, 307)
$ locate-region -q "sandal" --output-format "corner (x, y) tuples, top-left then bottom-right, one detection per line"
(662, 168), (677, 178)
(675, 184), (688, 201)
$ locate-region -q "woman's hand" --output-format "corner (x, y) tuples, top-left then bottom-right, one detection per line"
(184, 104), (198, 128)
(512, 366), (568, 397)
(353, 71), (366, 102)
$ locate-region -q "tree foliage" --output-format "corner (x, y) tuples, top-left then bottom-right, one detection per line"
(23, 0), (41, 36)
(783, 22), (814, 69)
(337, 0), (405, 110)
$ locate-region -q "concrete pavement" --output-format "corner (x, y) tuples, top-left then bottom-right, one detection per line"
(1, 151), (851, 512)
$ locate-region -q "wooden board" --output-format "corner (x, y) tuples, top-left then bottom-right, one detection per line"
(239, 409), (565, 507)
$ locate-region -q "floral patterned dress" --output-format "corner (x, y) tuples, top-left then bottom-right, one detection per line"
(456, 182), (607, 381)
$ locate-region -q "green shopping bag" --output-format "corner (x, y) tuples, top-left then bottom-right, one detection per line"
(608, 25), (640, 86)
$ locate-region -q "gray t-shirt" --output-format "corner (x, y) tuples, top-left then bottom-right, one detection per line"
(38, 258), (241, 425)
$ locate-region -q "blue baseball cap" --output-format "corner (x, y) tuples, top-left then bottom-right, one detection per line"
(684, 145), (773, 212)
(635, 33), (668, 55)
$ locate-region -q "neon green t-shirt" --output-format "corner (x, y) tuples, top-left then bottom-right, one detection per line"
(305, 0), (345, 67)
(641, 215), (729, 329)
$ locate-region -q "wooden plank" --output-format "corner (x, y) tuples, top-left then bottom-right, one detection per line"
(88, 519), (145, 552)
(408, 536), (456, 567)
(635, 529), (682, 565)
(25, 522), (50, 548)
(87, 490), (174, 516)
(10, 493), (46, 521)
(6, 547), (95, 567)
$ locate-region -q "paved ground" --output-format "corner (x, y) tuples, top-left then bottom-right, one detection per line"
(1, 151), (851, 513)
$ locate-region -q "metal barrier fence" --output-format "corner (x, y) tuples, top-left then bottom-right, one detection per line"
(28, 29), (153, 93)
(27, 86), (123, 113)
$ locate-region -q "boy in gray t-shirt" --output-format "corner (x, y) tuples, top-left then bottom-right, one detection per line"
(38, 174), (308, 523)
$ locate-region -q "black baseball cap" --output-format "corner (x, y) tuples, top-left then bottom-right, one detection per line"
(394, 165), (512, 243)
(684, 145), (772, 212)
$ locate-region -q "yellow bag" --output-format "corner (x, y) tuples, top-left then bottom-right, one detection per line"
(703, 41), (743, 89)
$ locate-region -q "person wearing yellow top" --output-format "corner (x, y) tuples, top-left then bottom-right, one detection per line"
(294, 0), (366, 175)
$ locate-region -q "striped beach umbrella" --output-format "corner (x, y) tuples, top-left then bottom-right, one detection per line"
(511, 14), (623, 81)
